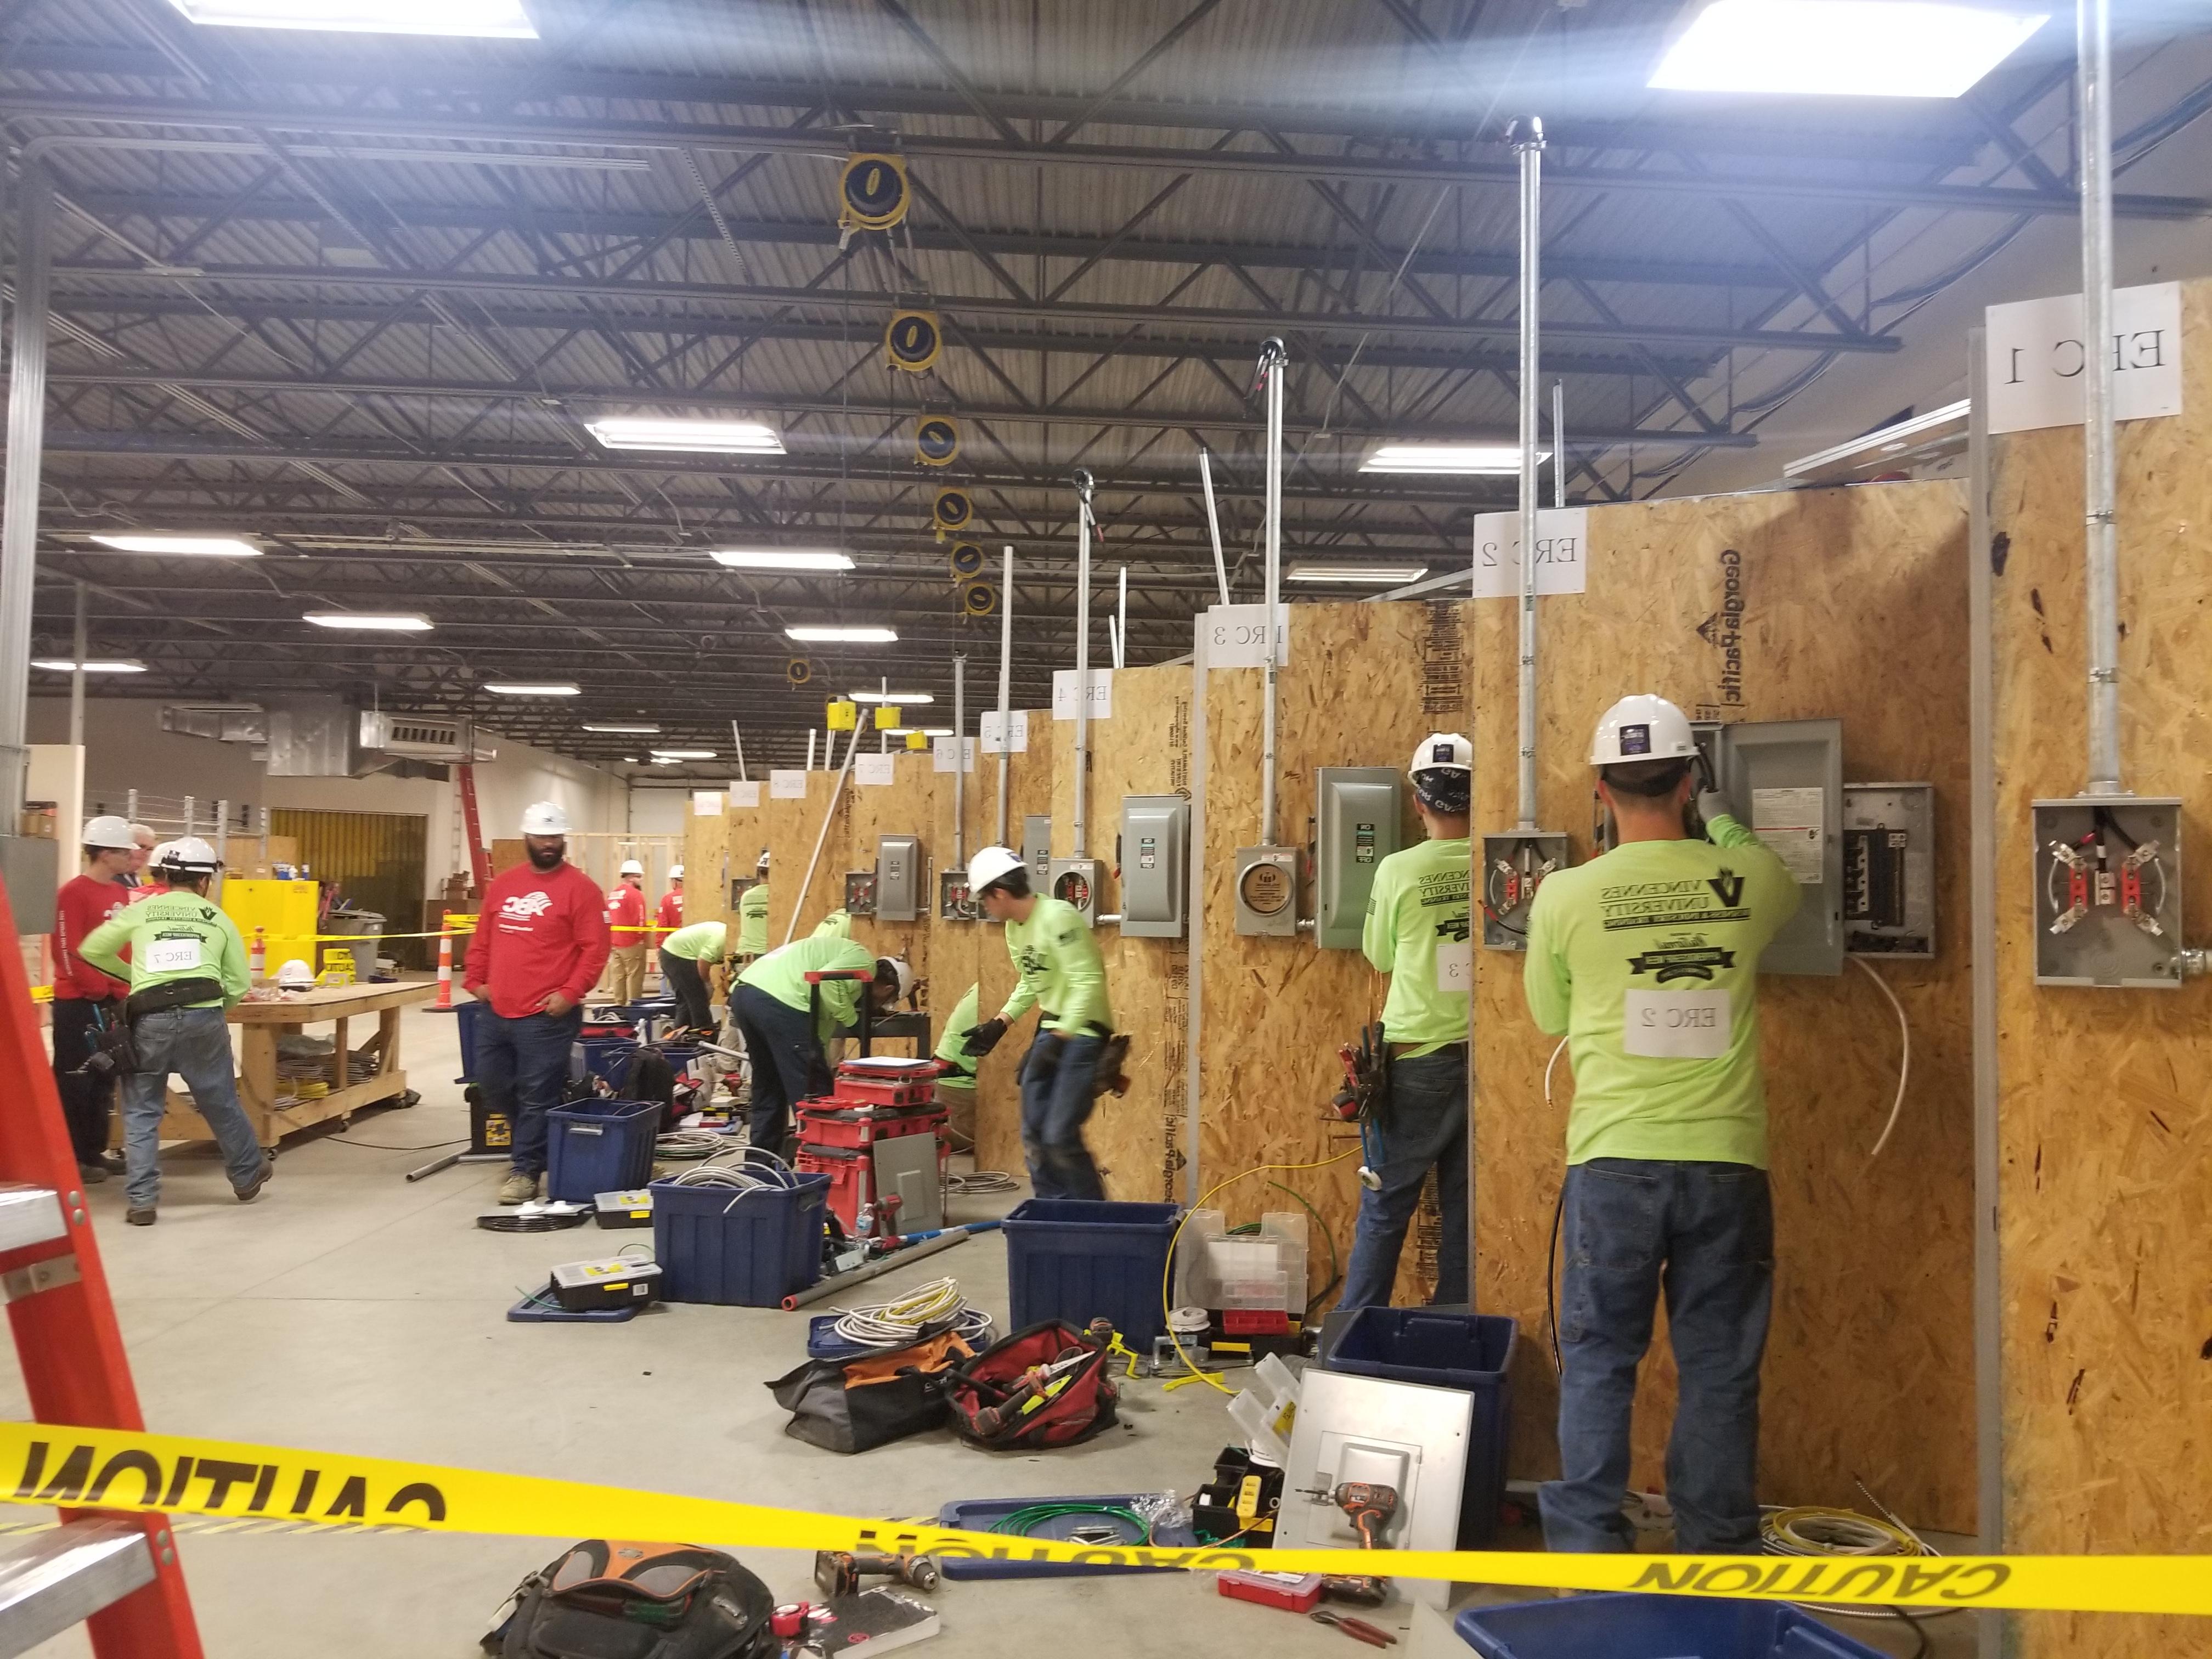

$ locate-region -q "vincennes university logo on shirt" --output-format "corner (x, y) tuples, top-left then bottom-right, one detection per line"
(499, 891), (555, 922)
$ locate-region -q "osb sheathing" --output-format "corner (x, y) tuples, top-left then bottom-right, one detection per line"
(1468, 481), (1977, 1533)
(1990, 278), (2212, 1657)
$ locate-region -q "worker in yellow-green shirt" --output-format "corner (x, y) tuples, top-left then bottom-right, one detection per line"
(734, 850), (771, 965)
(960, 846), (1113, 1200)
(77, 837), (273, 1226)
(1523, 695), (1798, 1558)
(1342, 732), (1474, 1311)
(659, 918), (726, 1032)
(733, 933), (912, 1153)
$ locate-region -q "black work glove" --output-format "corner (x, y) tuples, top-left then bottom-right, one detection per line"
(961, 1017), (1008, 1057)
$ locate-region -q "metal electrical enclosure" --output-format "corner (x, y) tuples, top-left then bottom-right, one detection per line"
(1233, 846), (1299, 936)
(1120, 795), (1189, 938)
(1021, 815), (1053, 889)
(1481, 832), (1570, 951)
(876, 834), (922, 922)
(2031, 796), (2184, 988)
(1713, 717), (1844, 977)
(1843, 783), (1936, 958)
(1314, 768), (1402, 949)
(1049, 857), (1103, 924)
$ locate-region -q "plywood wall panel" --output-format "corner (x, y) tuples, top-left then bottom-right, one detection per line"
(1468, 482), (1977, 1533)
(764, 769), (852, 945)
(1989, 280), (2212, 1659)
(843, 749), (939, 994)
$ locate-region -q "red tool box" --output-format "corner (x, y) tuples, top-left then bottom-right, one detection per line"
(795, 1060), (950, 1234)
(827, 1056), (942, 1109)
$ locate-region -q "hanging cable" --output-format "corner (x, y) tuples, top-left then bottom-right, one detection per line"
(1851, 956), (1911, 1159)
(1542, 1036), (1569, 1373)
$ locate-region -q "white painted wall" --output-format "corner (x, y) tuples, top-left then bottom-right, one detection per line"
(625, 787), (691, 836)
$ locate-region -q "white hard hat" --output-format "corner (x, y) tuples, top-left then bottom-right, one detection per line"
(668, 864), (684, 880)
(873, 956), (916, 1001)
(1409, 732), (1472, 777)
(756, 849), (770, 871)
(81, 814), (136, 850)
(967, 845), (1025, 895)
(520, 800), (572, 836)
(618, 858), (644, 875)
(275, 958), (316, 989)
(154, 836), (222, 876)
(1589, 695), (1698, 767)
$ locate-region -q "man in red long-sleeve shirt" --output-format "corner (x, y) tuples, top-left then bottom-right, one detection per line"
(463, 801), (611, 1204)
(50, 815), (138, 1183)
(601, 857), (649, 1004)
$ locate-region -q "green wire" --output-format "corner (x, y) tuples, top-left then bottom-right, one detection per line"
(988, 1503), (1153, 1543)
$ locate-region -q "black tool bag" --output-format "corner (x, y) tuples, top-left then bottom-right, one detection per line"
(765, 1329), (973, 1454)
(74, 1006), (136, 1081)
(485, 1539), (774, 1659)
(619, 1046), (681, 1131)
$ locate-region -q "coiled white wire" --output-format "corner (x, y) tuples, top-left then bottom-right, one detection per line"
(944, 1170), (1018, 1196)
(827, 1275), (994, 1349)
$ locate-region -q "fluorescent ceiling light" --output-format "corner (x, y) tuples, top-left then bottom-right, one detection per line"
(165, 0), (538, 38)
(585, 417), (784, 455)
(89, 533), (261, 557)
(485, 682), (580, 696)
(650, 749), (716, 760)
(849, 691), (933, 704)
(584, 722), (662, 734)
(1286, 562), (1431, 584)
(888, 727), (954, 737)
(787, 625), (897, 643)
(31, 657), (146, 673)
(303, 611), (433, 631)
(710, 549), (853, 571)
(1362, 443), (1548, 475)
(1649, 1), (2046, 97)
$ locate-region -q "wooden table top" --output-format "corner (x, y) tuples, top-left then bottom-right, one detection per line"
(229, 980), (441, 1023)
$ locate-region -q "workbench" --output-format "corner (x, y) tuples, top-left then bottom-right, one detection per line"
(154, 980), (439, 1149)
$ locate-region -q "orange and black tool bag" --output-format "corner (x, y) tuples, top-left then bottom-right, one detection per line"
(943, 1319), (1120, 1451)
(485, 1539), (774, 1659)
(766, 1328), (974, 1454)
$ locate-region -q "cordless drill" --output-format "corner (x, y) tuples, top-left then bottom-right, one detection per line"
(1325, 1481), (1398, 1602)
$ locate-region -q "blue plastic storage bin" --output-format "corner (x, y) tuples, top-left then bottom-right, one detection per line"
(1002, 1198), (1181, 1350)
(544, 1098), (661, 1203)
(571, 1036), (640, 1087)
(1453, 1594), (1889, 1658)
(1325, 1307), (1518, 1547)
(455, 998), (484, 1083)
(651, 1171), (830, 1306)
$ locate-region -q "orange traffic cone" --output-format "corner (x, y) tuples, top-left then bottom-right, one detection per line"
(436, 932), (454, 1008)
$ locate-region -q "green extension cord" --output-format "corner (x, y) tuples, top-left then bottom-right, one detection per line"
(988, 1502), (1153, 1544)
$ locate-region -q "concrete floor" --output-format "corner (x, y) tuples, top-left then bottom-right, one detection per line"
(8, 998), (1970, 1657)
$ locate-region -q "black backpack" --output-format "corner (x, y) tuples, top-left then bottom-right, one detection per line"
(618, 1046), (682, 1132)
(486, 1540), (774, 1659)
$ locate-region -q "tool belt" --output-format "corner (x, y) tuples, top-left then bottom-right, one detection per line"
(123, 977), (224, 1022)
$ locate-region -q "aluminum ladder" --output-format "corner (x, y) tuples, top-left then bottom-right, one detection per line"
(0, 878), (202, 1658)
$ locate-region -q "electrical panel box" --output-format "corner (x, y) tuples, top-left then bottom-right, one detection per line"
(2032, 795), (2184, 988)
(1120, 795), (1189, 938)
(1049, 857), (1103, 924)
(1481, 832), (1570, 951)
(1021, 814), (1053, 890)
(842, 870), (877, 917)
(1314, 768), (1403, 950)
(1714, 717), (1844, 978)
(1844, 783), (1936, 958)
(938, 868), (979, 921)
(1233, 846), (1299, 936)
(876, 834), (922, 922)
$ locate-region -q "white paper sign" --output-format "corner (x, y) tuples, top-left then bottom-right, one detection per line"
(1986, 281), (2182, 435)
(855, 752), (896, 787)
(691, 790), (723, 817)
(979, 710), (1029, 754)
(1623, 988), (1732, 1059)
(145, 937), (203, 973)
(728, 781), (761, 809)
(769, 769), (808, 800)
(933, 736), (978, 774)
(1434, 940), (1474, 995)
(1200, 603), (1293, 669)
(1751, 786), (1825, 884)
(1052, 668), (1114, 721)
(1472, 507), (1589, 599)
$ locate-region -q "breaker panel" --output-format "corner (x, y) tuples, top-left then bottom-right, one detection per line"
(1022, 814), (1053, 889)
(1843, 783), (1935, 957)
(2032, 796), (2185, 988)
(1314, 768), (1403, 950)
(1120, 795), (1189, 939)
(876, 834), (923, 922)
(1712, 717), (1844, 978)
(1481, 832), (1570, 951)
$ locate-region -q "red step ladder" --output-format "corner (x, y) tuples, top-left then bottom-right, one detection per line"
(456, 761), (493, 894)
(0, 881), (203, 1656)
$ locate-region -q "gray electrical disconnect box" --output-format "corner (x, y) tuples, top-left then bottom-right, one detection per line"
(1021, 815), (1053, 889)
(1233, 846), (1299, 936)
(2031, 795), (2184, 988)
(876, 834), (922, 922)
(1714, 717), (1844, 977)
(1120, 795), (1189, 938)
(1314, 768), (1403, 949)
(1481, 832), (1571, 951)
(1844, 783), (1936, 958)
(1049, 857), (1103, 924)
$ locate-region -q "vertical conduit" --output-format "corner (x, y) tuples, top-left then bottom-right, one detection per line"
(0, 163), (50, 826)
(1073, 472), (1095, 859)
(996, 545), (1014, 846)
(1551, 381), (1566, 512)
(1513, 119), (1545, 831)
(1258, 337), (1287, 846)
(69, 583), (87, 749)
(2078, 0), (2121, 795)
(952, 652), (967, 870)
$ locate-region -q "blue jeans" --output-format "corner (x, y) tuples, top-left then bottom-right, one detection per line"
(475, 1007), (582, 1176)
(1018, 1029), (1106, 1200)
(120, 1006), (265, 1209)
(731, 984), (826, 1152)
(1540, 1158), (1774, 1554)
(1340, 1046), (1469, 1311)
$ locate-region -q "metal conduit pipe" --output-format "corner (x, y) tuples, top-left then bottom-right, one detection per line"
(2078, 0), (2123, 796)
(1513, 117), (1545, 831)
(1552, 381), (1566, 512)
(1257, 337), (1287, 846)
(952, 653), (967, 869)
(995, 545), (1013, 845)
(1072, 470), (1095, 859)
(0, 160), (51, 825)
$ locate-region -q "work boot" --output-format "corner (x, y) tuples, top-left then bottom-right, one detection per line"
(497, 1171), (538, 1205)
(100, 1150), (126, 1173)
(125, 1207), (156, 1226)
(76, 1161), (109, 1186)
(234, 1155), (275, 1202)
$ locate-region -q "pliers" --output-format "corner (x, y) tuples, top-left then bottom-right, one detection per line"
(1310, 1609), (1397, 1647)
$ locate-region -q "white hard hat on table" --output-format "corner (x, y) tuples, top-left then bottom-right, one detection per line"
(1588, 695), (1697, 767)
(275, 958), (315, 989)
(81, 815), (137, 850)
(966, 845), (1025, 894)
(520, 800), (571, 835)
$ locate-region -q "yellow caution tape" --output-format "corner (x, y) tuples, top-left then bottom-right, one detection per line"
(4, 1423), (2208, 1616)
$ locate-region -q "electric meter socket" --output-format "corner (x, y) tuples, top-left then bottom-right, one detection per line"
(1234, 845), (1300, 937)
(1049, 857), (1104, 924)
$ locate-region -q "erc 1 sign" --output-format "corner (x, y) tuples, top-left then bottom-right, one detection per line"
(1984, 281), (2183, 435)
